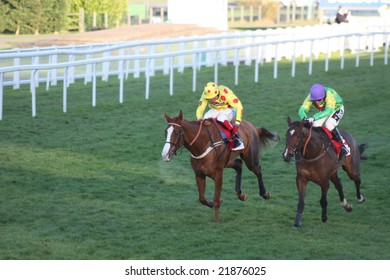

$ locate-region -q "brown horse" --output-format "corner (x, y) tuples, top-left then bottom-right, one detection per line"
(282, 117), (366, 227)
(162, 111), (278, 223)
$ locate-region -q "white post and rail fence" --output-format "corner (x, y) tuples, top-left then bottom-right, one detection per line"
(0, 23), (389, 120)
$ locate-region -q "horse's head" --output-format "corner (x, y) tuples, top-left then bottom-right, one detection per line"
(282, 117), (306, 162)
(161, 111), (184, 162)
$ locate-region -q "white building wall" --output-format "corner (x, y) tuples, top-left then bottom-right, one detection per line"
(167, 0), (228, 30)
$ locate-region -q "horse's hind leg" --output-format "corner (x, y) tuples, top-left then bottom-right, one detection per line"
(349, 173), (365, 203)
(342, 163), (365, 203)
(252, 164), (271, 199)
(242, 148), (270, 199)
(330, 173), (353, 212)
(231, 158), (247, 201)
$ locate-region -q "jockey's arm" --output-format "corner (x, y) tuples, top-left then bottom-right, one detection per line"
(227, 95), (243, 125)
(196, 97), (208, 120)
(313, 94), (337, 120)
(298, 95), (312, 119)
(233, 103), (243, 125)
(313, 107), (334, 120)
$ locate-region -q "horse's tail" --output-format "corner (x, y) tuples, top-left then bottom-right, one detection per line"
(256, 127), (279, 148)
(358, 143), (369, 160)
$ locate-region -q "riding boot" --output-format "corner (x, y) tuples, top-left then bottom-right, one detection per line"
(221, 120), (234, 130)
(232, 133), (244, 151)
(332, 128), (350, 161)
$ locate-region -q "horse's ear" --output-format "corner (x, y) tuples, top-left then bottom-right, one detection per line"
(287, 116), (292, 126)
(164, 113), (170, 122)
(178, 110), (183, 120)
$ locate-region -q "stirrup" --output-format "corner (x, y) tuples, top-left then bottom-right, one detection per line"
(339, 147), (348, 161)
(344, 146), (351, 156)
(232, 138), (244, 151)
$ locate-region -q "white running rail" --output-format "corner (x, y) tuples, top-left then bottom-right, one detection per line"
(0, 23), (389, 120)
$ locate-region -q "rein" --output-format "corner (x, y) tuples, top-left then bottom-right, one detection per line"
(189, 120), (203, 146)
(302, 125), (313, 156)
(296, 143), (331, 162)
(296, 126), (332, 162)
(168, 121), (226, 160)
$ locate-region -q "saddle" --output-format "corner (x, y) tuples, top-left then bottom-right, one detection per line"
(316, 127), (342, 155)
(205, 119), (235, 150)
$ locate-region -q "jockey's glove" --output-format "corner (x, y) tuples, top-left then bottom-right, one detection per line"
(303, 117), (314, 127)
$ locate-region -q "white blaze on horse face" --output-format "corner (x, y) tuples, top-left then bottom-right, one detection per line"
(161, 126), (174, 161)
(283, 146), (289, 158)
(283, 129), (296, 159)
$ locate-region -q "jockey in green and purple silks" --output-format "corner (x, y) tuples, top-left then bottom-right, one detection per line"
(196, 82), (244, 151)
(298, 83), (350, 161)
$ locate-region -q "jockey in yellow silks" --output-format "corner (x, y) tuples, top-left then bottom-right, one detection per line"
(196, 82), (244, 151)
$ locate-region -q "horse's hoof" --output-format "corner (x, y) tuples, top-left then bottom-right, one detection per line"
(293, 224), (301, 228)
(237, 193), (248, 201)
(262, 192), (272, 200)
(213, 199), (223, 208)
(357, 195), (365, 203)
(345, 205), (353, 212)
(199, 199), (214, 208)
(322, 217), (328, 223)
(205, 201), (214, 208)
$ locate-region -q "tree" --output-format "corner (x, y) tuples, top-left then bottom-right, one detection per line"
(37, 0), (68, 34)
(70, 0), (127, 29)
(1, 0), (34, 35)
(0, 2), (10, 33)
(0, 0), (68, 35)
(50, 0), (69, 33)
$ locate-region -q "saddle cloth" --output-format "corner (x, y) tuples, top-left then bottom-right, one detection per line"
(320, 127), (342, 155)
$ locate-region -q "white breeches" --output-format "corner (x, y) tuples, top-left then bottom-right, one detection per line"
(204, 108), (236, 123)
(313, 106), (345, 131)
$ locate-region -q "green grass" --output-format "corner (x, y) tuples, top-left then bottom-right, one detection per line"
(0, 50), (389, 260)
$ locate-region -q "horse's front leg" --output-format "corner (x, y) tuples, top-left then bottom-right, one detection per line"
(330, 173), (353, 212)
(195, 174), (213, 208)
(231, 159), (247, 201)
(212, 170), (224, 223)
(319, 181), (330, 223)
(294, 175), (307, 227)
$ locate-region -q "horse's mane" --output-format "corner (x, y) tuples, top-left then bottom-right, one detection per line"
(291, 121), (332, 146)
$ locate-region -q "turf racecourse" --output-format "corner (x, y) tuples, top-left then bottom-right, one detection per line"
(0, 51), (389, 260)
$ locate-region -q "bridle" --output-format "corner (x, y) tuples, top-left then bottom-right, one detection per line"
(165, 121), (226, 160)
(165, 122), (184, 156)
(286, 125), (331, 163)
(285, 127), (305, 162)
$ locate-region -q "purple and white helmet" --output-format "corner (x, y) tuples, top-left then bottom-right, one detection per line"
(310, 84), (325, 100)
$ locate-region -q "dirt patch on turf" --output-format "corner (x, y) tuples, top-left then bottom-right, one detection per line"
(0, 23), (224, 49)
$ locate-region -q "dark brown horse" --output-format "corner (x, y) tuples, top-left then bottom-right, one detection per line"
(282, 117), (366, 227)
(162, 111), (278, 223)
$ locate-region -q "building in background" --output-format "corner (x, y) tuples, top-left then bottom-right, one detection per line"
(167, 0), (228, 30)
